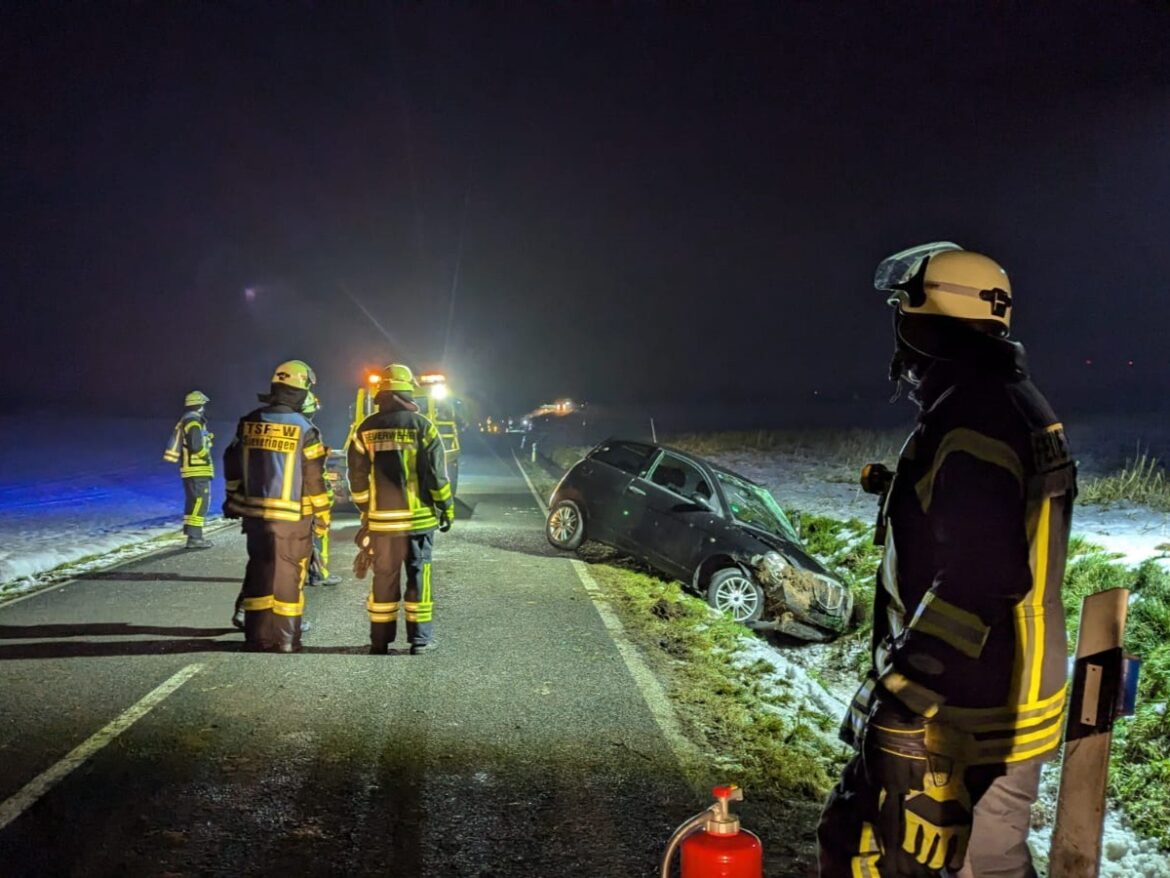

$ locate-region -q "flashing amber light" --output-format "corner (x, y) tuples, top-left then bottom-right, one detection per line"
(367, 373), (382, 384)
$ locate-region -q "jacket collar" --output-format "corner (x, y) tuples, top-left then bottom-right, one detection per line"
(913, 337), (1028, 413)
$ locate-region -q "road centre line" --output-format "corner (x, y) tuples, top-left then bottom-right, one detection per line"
(0, 663), (205, 832)
(510, 450), (702, 789)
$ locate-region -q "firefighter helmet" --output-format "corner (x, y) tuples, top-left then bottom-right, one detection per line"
(184, 390), (210, 407)
(302, 391), (319, 415)
(875, 242), (1013, 334)
(381, 363), (417, 394)
(271, 360), (316, 390)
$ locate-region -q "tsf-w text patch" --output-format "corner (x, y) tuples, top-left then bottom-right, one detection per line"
(243, 421), (301, 454)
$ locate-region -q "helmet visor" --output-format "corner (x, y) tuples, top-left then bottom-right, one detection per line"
(874, 241), (963, 305)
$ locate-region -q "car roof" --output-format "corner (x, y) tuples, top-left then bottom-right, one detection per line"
(597, 437), (765, 487)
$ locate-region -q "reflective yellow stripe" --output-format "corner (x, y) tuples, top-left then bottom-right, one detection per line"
(232, 496), (302, 511)
(1027, 498), (1051, 702)
(273, 598), (303, 617)
(226, 500), (303, 523)
(163, 451), (180, 462)
(430, 483), (452, 503)
(242, 595), (274, 611)
(938, 685), (1066, 731)
(304, 442), (326, 460)
(351, 489), (370, 503)
(915, 428), (1024, 512)
(422, 563), (431, 605)
(880, 670), (942, 717)
(281, 447), (296, 502)
(367, 599), (400, 614)
(306, 492), (331, 510)
(852, 821), (881, 877)
(351, 434), (367, 455)
(907, 592), (990, 659)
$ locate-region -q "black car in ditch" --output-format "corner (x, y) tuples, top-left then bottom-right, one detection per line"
(545, 439), (854, 641)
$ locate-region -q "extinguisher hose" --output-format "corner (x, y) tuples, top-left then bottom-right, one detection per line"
(659, 809), (715, 878)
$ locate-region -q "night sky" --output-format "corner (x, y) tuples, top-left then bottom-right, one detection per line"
(4, 3), (1169, 428)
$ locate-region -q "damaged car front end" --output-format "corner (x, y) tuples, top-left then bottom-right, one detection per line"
(749, 550), (854, 642)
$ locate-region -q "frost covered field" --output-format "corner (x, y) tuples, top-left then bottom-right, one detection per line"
(0, 415), (231, 594)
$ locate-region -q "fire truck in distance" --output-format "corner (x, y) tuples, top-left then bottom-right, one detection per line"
(325, 369), (463, 506)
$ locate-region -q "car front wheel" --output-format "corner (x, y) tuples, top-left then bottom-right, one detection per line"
(546, 499), (585, 550)
(707, 567), (765, 623)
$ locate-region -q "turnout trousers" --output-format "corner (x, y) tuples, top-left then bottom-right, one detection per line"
(367, 531), (434, 648)
(182, 477), (211, 539)
(238, 517), (312, 650)
(817, 752), (1042, 877)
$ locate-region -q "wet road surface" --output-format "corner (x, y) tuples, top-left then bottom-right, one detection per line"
(0, 440), (694, 877)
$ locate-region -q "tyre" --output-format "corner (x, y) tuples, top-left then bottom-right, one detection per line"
(706, 567), (765, 623)
(546, 499), (585, 550)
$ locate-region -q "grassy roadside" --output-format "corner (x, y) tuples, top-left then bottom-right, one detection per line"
(523, 442), (1170, 852)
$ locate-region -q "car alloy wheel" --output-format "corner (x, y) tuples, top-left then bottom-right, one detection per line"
(546, 499), (585, 550)
(707, 568), (764, 623)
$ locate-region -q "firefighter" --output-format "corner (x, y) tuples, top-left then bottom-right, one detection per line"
(303, 391), (340, 587)
(817, 244), (1076, 876)
(163, 390), (215, 549)
(222, 360), (331, 653)
(347, 363), (454, 655)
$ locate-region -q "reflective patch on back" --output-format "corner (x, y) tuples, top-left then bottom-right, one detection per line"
(363, 428), (418, 452)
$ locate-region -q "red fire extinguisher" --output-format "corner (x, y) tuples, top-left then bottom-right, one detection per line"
(659, 784), (763, 878)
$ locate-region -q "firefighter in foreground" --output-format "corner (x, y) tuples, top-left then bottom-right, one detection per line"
(817, 244), (1076, 876)
(303, 391), (340, 587)
(163, 390), (215, 549)
(222, 360), (331, 653)
(347, 363), (454, 655)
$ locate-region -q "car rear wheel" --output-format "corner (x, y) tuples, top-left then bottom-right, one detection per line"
(546, 499), (585, 550)
(707, 567), (764, 623)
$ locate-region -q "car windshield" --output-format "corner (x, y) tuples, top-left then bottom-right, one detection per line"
(715, 471), (799, 542)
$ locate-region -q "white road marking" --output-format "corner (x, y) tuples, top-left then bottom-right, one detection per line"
(0, 663), (205, 832)
(510, 451), (701, 788)
(511, 448), (549, 514)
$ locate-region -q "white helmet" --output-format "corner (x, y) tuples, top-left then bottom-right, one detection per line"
(876, 242), (1013, 334)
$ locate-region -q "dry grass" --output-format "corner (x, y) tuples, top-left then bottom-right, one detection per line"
(1080, 449), (1170, 510)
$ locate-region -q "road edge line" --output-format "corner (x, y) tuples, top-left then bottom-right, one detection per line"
(510, 450), (703, 791)
(0, 663), (205, 832)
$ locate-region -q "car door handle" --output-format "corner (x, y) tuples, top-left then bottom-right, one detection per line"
(627, 485), (646, 496)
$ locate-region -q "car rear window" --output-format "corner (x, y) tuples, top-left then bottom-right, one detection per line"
(590, 441), (655, 475)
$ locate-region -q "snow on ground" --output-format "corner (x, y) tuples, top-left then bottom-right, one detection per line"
(704, 443), (1170, 875)
(0, 415), (232, 597)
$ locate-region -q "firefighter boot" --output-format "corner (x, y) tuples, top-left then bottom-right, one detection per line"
(370, 620), (394, 655)
(186, 536), (214, 550)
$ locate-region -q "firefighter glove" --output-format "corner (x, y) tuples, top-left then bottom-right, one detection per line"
(862, 690), (927, 794)
(221, 499), (241, 520)
(900, 756), (972, 870)
(352, 526), (374, 579)
(438, 509), (453, 533)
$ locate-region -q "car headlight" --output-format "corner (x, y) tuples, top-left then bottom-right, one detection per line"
(755, 551), (790, 583)
(813, 573), (847, 613)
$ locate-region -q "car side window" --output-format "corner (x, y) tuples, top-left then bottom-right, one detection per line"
(648, 453), (713, 502)
(590, 441), (654, 475)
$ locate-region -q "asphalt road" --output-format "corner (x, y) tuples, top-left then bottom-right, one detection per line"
(0, 439), (695, 877)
